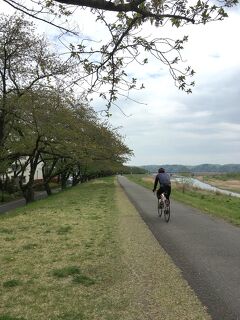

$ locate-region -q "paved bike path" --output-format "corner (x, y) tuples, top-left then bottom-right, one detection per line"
(118, 175), (240, 320)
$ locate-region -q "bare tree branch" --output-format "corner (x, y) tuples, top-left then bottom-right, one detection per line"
(3, 0), (78, 34)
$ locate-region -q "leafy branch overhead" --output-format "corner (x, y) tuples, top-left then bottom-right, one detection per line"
(3, 0), (238, 109)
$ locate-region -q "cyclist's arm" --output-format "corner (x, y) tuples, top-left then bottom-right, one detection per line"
(153, 175), (159, 191)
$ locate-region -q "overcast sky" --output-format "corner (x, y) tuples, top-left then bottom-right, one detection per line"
(106, 7), (240, 167)
(1, 2), (240, 167)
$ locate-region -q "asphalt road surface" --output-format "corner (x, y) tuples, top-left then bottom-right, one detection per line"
(118, 175), (240, 320)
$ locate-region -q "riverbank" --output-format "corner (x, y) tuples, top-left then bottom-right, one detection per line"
(196, 174), (240, 194)
(0, 177), (210, 319)
(173, 176), (240, 198)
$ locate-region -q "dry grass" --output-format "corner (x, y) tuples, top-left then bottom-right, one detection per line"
(205, 179), (240, 193)
(142, 176), (154, 183)
(195, 175), (240, 193)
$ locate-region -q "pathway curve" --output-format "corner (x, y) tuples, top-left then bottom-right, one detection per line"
(118, 175), (240, 320)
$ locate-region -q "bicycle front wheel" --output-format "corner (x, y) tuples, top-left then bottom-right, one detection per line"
(164, 205), (170, 222)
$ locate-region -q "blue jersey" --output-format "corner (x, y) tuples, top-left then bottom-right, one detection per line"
(154, 172), (171, 189)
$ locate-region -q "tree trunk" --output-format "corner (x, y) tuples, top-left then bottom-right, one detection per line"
(72, 178), (79, 186)
(0, 117), (5, 148)
(44, 182), (52, 196)
(60, 171), (69, 189)
(61, 178), (67, 189)
(19, 152), (40, 203)
(23, 184), (35, 203)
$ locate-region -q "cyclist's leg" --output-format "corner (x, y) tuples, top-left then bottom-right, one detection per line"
(157, 187), (164, 209)
(163, 186), (171, 222)
(156, 188), (162, 199)
(157, 187), (164, 215)
(164, 185), (171, 200)
(163, 185), (171, 206)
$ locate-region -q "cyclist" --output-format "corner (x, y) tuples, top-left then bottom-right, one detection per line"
(152, 167), (171, 202)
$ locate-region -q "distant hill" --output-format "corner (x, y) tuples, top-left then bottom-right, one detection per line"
(140, 164), (240, 173)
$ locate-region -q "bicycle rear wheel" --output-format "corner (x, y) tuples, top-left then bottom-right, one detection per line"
(158, 199), (163, 217)
(164, 205), (170, 222)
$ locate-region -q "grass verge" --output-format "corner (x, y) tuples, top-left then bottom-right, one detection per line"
(0, 176), (210, 319)
(126, 174), (240, 226)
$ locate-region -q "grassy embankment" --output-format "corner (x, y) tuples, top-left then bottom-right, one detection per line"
(0, 177), (210, 320)
(127, 174), (240, 226)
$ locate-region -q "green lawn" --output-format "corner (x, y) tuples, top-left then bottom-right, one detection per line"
(0, 178), (122, 320)
(127, 174), (240, 226)
(0, 176), (210, 320)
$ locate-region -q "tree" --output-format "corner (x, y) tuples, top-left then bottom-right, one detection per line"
(6, 88), (132, 202)
(0, 13), (75, 152)
(9, 88), (79, 202)
(0, 12), (133, 202)
(3, 0), (238, 111)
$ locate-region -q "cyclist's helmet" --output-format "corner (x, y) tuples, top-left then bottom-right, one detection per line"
(158, 167), (165, 173)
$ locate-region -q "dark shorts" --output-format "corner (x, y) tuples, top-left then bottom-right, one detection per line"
(157, 185), (171, 200)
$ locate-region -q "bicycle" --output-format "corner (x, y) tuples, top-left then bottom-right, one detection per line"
(157, 192), (170, 222)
